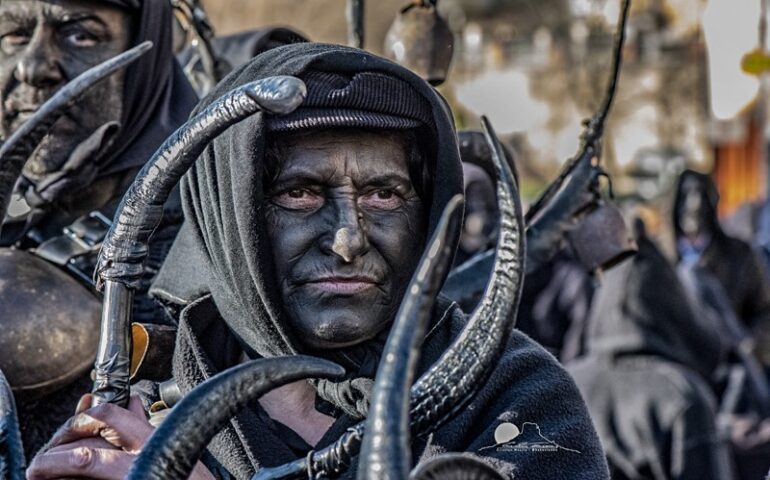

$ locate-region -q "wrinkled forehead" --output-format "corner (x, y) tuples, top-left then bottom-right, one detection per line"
(266, 128), (416, 184)
(0, 0), (130, 22)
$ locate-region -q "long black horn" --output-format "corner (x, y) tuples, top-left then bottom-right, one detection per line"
(0, 41), (152, 227)
(254, 115), (525, 480)
(0, 368), (24, 480)
(127, 357), (344, 480)
(91, 76), (307, 407)
(347, 0), (365, 49)
(359, 195), (463, 479)
(524, 0), (631, 224)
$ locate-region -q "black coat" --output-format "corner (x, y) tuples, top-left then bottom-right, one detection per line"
(146, 42), (608, 479)
(141, 294), (609, 479)
(567, 237), (733, 479)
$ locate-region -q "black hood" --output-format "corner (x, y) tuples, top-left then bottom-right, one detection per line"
(672, 169), (721, 241)
(153, 43), (463, 363)
(585, 235), (722, 377)
(22, 0), (197, 203)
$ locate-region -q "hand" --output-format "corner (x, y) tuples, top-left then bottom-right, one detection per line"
(27, 394), (214, 480)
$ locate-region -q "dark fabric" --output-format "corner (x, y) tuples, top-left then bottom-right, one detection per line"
(673, 171), (770, 366)
(19, 0), (197, 203)
(567, 236), (733, 479)
(10, 0), (196, 458)
(152, 43), (462, 421)
(516, 251), (594, 361)
(177, 27), (309, 80)
(151, 294), (609, 479)
(150, 42), (607, 478)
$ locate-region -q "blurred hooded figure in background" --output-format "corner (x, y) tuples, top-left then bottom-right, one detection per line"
(29, 43), (610, 480)
(568, 229), (734, 479)
(673, 170), (770, 367)
(0, 0), (197, 459)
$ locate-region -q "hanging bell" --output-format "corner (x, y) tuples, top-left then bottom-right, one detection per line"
(0, 249), (102, 400)
(384, 0), (455, 86)
(567, 202), (637, 272)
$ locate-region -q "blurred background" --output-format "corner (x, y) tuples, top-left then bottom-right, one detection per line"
(200, 0), (766, 224)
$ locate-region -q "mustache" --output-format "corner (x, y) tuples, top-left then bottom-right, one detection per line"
(289, 262), (389, 286)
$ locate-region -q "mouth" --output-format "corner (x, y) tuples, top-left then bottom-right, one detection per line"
(303, 275), (379, 295)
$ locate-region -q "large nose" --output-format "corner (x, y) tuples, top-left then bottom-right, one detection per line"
(14, 31), (64, 88)
(325, 197), (369, 263)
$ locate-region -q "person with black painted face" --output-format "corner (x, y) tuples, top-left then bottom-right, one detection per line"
(673, 170), (770, 367)
(0, 0), (197, 461)
(28, 44), (609, 479)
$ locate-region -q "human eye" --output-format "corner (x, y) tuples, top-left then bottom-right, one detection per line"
(61, 26), (99, 48)
(272, 188), (324, 211)
(360, 189), (403, 211)
(0, 30), (31, 53)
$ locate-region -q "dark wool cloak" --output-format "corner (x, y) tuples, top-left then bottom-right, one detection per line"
(568, 236), (734, 479)
(672, 170), (770, 366)
(13, 0), (197, 459)
(149, 42), (608, 479)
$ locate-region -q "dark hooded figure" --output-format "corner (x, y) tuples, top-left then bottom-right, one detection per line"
(567, 233), (734, 479)
(0, 0), (196, 460)
(673, 170), (770, 367)
(177, 26), (309, 97)
(28, 43), (609, 480)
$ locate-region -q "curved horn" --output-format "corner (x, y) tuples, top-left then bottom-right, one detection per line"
(408, 116), (523, 431)
(523, 0), (630, 224)
(91, 76), (307, 407)
(254, 115), (525, 480)
(359, 195), (464, 479)
(127, 356), (344, 480)
(0, 41), (152, 225)
(0, 368), (24, 480)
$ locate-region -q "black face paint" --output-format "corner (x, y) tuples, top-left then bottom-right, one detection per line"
(0, 0), (131, 181)
(676, 175), (711, 238)
(264, 129), (427, 350)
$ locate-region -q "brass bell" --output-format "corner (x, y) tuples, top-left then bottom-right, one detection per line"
(567, 202), (637, 272)
(384, 0), (455, 86)
(0, 249), (102, 400)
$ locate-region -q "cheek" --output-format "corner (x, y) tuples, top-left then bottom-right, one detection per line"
(265, 206), (326, 277)
(366, 204), (426, 277)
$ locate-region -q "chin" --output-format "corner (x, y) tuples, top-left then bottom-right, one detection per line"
(294, 310), (388, 350)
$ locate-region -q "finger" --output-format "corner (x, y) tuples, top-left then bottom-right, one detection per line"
(75, 394), (92, 414)
(45, 436), (117, 456)
(49, 403), (153, 452)
(27, 447), (134, 480)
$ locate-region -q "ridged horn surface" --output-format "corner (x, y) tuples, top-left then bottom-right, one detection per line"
(359, 195), (464, 480)
(127, 357), (344, 480)
(0, 41), (152, 225)
(96, 76), (307, 290)
(253, 116), (525, 480)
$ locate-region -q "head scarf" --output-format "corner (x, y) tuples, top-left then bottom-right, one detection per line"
(24, 0), (197, 204)
(154, 43), (463, 417)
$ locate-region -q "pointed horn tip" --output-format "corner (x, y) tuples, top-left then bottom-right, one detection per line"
(248, 76), (307, 115)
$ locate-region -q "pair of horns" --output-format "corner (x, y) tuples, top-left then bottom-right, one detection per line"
(253, 116), (524, 480)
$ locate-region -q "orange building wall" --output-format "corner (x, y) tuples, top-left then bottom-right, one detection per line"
(713, 118), (766, 216)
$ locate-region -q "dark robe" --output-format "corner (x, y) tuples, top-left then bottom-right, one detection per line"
(673, 171), (770, 366)
(9, 0), (197, 459)
(567, 236), (734, 479)
(146, 42), (608, 479)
